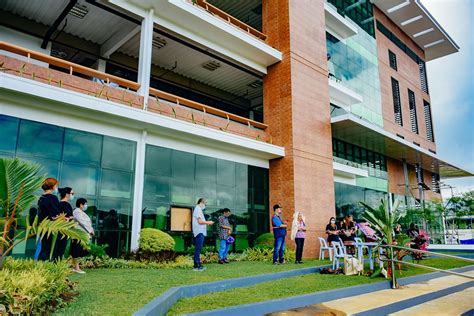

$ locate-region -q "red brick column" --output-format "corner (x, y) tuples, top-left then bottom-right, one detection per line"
(263, 0), (336, 258)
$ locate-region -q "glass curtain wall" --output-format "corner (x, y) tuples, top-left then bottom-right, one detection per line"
(326, 4), (383, 126)
(0, 114), (136, 258)
(142, 144), (269, 252)
(334, 182), (387, 221)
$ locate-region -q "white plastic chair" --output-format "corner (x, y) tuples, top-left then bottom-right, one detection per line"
(318, 237), (333, 260)
(354, 237), (368, 259)
(331, 242), (346, 270)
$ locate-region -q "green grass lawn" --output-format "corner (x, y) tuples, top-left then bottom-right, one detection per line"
(54, 260), (325, 316)
(166, 258), (472, 315)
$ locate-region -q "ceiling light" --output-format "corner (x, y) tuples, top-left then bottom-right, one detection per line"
(152, 36), (167, 49)
(424, 39), (444, 48)
(202, 61), (221, 71)
(387, 0), (410, 14)
(401, 15), (423, 26)
(413, 28), (434, 38)
(247, 80), (263, 89)
(51, 49), (68, 59)
(69, 4), (89, 19)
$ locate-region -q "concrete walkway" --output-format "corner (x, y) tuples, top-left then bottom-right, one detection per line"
(276, 271), (474, 315)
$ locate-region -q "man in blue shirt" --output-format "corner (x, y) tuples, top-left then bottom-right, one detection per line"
(272, 204), (287, 264)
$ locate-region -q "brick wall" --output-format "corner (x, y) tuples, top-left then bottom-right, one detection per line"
(263, 0), (336, 258)
(374, 7), (436, 153)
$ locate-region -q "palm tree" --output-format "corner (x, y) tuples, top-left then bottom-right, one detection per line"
(361, 199), (406, 286)
(0, 157), (89, 269)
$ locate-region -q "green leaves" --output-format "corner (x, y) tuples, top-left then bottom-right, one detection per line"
(361, 199), (404, 246)
(0, 158), (45, 219)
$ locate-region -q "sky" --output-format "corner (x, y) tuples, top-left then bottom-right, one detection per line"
(420, 0), (474, 199)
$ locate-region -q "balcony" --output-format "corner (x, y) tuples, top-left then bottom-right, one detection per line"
(324, 2), (358, 39)
(328, 75), (363, 111)
(0, 42), (285, 158)
(121, 0), (282, 74)
(333, 156), (369, 178)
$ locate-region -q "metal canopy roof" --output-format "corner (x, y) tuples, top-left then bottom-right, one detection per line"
(331, 114), (473, 178)
(373, 0), (459, 61)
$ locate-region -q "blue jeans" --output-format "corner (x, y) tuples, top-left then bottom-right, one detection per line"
(219, 239), (230, 260)
(273, 236), (285, 263)
(194, 233), (205, 268)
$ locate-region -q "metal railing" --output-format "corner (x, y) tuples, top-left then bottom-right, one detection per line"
(379, 244), (474, 289)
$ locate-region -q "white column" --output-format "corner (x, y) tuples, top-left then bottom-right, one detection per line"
(96, 59), (106, 72)
(137, 8), (154, 110)
(131, 130), (147, 251)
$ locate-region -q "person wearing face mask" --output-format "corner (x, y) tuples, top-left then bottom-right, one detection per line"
(71, 198), (94, 274)
(54, 187), (75, 260)
(326, 217), (340, 245)
(37, 177), (61, 261)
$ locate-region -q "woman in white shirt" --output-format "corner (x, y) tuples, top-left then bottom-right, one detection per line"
(71, 198), (94, 274)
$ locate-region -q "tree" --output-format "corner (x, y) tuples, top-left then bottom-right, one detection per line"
(0, 157), (89, 269)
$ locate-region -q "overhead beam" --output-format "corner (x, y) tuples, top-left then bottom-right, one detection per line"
(41, 0), (77, 49)
(100, 25), (141, 58)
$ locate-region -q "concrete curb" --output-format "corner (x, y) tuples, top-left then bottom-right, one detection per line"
(185, 265), (474, 316)
(133, 263), (331, 316)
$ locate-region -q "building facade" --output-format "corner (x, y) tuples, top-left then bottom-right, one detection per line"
(0, 0), (471, 258)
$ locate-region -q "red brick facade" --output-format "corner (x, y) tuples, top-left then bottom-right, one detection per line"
(263, 0), (336, 257)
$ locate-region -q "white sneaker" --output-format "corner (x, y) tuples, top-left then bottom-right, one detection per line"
(74, 269), (86, 274)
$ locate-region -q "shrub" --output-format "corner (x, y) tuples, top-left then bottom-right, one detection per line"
(78, 255), (193, 269)
(254, 233), (274, 249)
(0, 258), (75, 314)
(88, 243), (108, 258)
(139, 228), (175, 253)
(186, 245), (216, 255)
(243, 247), (295, 262)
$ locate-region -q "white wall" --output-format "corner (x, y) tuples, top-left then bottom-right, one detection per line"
(0, 26), (51, 67)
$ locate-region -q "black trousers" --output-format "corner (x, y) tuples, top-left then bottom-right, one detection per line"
(295, 238), (305, 262)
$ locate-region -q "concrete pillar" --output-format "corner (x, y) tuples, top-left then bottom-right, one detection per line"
(130, 130), (147, 251)
(263, 0), (336, 258)
(137, 9), (154, 110)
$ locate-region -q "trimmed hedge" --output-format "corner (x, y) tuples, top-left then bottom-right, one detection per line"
(254, 232), (274, 249)
(138, 228), (175, 253)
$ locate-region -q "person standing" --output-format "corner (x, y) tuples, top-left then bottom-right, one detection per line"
(54, 187), (75, 260)
(192, 198), (214, 271)
(291, 211), (306, 264)
(71, 198), (94, 274)
(217, 208), (232, 264)
(37, 178), (61, 261)
(272, 204), (287, 265)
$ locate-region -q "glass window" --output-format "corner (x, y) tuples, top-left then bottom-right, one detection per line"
(98, 199), (132, 229)
(195, 155), (216, 183)
(172, 150), (194, 180)
(217, 160), (235, 186)
(102, 136), (135, 171)
(0, 115), (19, 154)
(194, 181), (216, 206)
(17, 120), (64, 160)
(144, 175), (169, 202)
(145, 145), (171, 176)
(61, 163), (98, 196)
(171, 180), (194, 204)
(100, 169), (133, 199)
(63, 129), (102, 166)
(217, 185), (234, 208)
(142, 202), (168, 230)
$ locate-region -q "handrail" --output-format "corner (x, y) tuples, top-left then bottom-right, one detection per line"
(378, 244), (474, 285)
(193, 0), (267, 41)
(149, 87), (268, 130)
(0, 41), (141, 91)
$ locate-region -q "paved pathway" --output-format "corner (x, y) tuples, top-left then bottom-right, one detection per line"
(272, 271), (474, 315)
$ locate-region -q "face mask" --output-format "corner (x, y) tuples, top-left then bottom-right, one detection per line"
(83, 204), (88, 211)
(52, 188), (58, 195)
(70, 194), (75, 201)
(331, 220), (336, 224)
